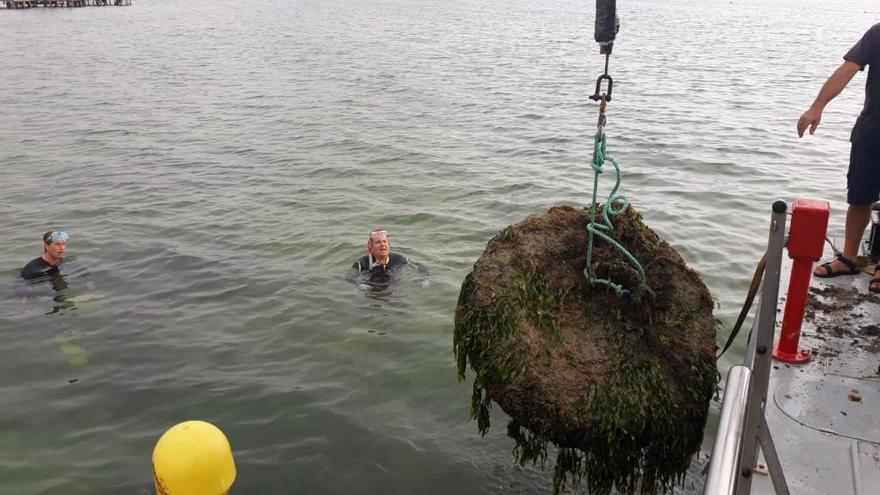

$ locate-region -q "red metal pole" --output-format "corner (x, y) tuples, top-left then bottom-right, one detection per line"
(772, 198), (830, 364)
(773, 258), (812, 363)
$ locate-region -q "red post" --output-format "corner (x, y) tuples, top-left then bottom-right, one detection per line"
(773, 198), (830, 364)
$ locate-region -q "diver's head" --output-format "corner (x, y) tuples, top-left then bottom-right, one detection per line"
(152, 420), (236, 495)
(367, 228), (390, 260)
(42, 230), (68, 263)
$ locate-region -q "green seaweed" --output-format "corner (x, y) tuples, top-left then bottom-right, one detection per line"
(453, 273), (524, 435)
(508, 421), (549, 469)
(454, 206), (719, 495)
(515, 271), (563, 341)
(499, 226), (519, 243)
(459, 307), (717, 495)
(543, 325), (717, 495)
(454, 269), (567, 435)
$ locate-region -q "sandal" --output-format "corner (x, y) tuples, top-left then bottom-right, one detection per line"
(870, 266), (880, 294)
(814, 255), (860, 278)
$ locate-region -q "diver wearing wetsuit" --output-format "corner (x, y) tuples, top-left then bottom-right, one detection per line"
(20, 230), (67, 281)
(346, 229), (429, 284)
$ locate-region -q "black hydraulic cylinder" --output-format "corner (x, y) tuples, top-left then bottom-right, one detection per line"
(595, 0), (619, 54)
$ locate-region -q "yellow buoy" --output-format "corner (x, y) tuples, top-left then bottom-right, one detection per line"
(152, 420), (236, 495)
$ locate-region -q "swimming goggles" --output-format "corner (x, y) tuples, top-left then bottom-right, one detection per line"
(369, 229), (387, 238)
(46, 231), (69, 243)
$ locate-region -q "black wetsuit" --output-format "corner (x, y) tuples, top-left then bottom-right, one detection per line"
(20, 257), (61, 280)
(351, 252), (410, 273)
(346, 252), (429, 287)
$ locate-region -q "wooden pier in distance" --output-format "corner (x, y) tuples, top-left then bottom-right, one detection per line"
(3, 0), (130, 8)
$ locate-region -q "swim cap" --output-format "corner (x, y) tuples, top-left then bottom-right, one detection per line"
(152, 420), (236, 495)
(43, 230), (68, 244)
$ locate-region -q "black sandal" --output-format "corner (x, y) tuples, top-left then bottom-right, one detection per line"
(870, 266), (880, 294)
(814, 255), (860, 278)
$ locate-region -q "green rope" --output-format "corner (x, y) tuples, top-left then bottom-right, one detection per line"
(584, 131), (645, 296)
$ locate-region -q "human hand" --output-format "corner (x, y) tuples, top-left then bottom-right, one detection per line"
(797, 108), (822, 137)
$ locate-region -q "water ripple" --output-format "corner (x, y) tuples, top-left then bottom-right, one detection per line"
(0, 0), (876, 493)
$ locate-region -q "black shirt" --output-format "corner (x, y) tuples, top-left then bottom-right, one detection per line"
(845, 23), (880, 144)
(20, 257), (61, 280)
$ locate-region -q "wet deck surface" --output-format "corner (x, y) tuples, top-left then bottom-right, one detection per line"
(752, 258), (880, 495)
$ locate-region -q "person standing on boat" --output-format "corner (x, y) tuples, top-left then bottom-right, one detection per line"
(20, 230), (68, 281)
(797, 23), (880, 294)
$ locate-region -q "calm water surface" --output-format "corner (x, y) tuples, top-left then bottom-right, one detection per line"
(1, 0), (878, 493)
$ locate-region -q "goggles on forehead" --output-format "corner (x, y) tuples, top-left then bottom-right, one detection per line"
(45, 231), (69, 243)
(369, 229), (388, 238)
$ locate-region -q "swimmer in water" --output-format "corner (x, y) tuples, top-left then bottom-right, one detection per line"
(346, 228), (429, 287)
(20, 230), (68, 281)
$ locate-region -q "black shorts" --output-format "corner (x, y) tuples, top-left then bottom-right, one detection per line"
(848, 143), (880, 204)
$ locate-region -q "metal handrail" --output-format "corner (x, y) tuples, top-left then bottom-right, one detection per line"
(705, 365), (753, 495)
(705, 201), (790, 495)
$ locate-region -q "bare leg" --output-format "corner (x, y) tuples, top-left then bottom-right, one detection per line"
(843, 203), (872, 259)
(813, 203), (872, 275)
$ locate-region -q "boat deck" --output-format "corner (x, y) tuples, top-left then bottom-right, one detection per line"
(751, 258), (880, 494)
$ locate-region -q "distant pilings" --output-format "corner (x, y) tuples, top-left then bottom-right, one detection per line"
(3, 0), (131, 8)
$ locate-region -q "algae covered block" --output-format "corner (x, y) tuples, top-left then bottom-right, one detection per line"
(453, 205), (718, 495)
